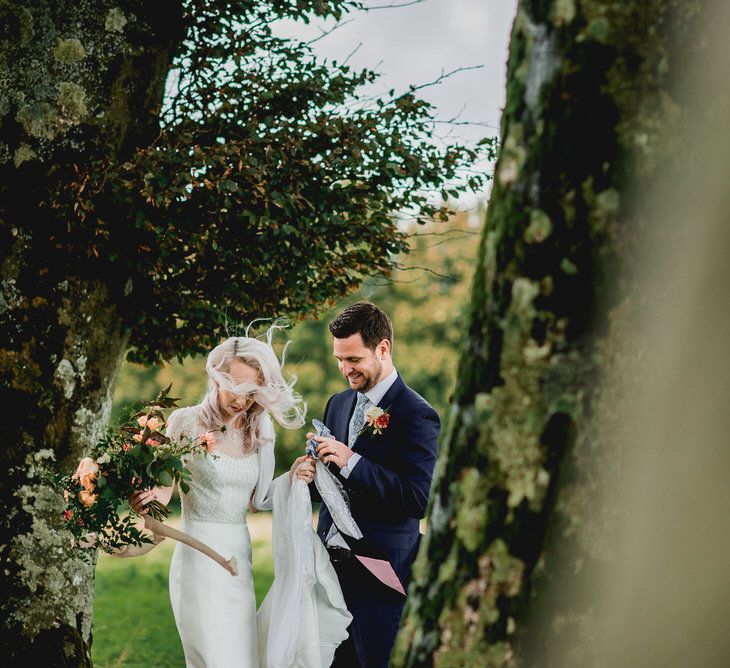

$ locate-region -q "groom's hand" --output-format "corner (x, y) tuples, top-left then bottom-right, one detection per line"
(314, 436), (354, 469)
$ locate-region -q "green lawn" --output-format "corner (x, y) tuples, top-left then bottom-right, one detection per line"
(92, 514), (274, 668)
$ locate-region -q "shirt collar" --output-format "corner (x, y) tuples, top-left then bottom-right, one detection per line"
(363, 368), (398, 406)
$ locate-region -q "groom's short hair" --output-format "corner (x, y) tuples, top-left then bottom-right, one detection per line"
(329, 301), (393, 351)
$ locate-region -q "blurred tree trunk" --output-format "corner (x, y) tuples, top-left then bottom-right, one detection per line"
(394, 1), (702, 665)
(0, 2), (183, 663)
(547, 2), (730, 665)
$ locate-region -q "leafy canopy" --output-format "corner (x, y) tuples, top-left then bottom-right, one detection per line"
(61, 0), (490, 363)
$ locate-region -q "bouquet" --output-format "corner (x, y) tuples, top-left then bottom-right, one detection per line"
(57, 385), (212, 554)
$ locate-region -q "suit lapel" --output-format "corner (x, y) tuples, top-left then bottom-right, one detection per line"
(324, 391), (357, 478)
(339, 390), (357, 444)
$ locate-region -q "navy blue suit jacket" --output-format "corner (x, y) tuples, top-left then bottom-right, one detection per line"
(315, 374), (440, 590)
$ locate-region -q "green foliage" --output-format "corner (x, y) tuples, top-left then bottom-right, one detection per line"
(38, 0), (490, 364)
(114, 209), (484, 473)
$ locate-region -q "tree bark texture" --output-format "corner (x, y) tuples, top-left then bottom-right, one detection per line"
(394, 1), (700, 666)
(0, 2), (184, 663)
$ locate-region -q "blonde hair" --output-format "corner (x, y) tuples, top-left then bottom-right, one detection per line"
(197, 324), (306, 451)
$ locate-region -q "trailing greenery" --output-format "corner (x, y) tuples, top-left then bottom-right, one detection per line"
(2, 0), (489, 365)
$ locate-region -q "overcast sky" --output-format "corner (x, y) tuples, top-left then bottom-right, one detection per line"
(277, 0), (518, 178)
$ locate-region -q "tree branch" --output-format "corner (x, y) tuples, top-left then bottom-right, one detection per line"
(307, 18), (356, 45)
(363, 0), (430, 10)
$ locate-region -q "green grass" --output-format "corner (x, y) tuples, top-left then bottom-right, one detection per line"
(92, 515), (274, 668)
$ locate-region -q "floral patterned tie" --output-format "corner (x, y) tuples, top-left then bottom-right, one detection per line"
(347, 393), (371, 448)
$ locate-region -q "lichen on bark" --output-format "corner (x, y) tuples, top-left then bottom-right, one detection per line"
(394, 1), (700, 665)
(0, 1), (183, 662)
(7, 450), (94, 640)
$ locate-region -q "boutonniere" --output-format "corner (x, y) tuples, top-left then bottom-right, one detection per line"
(359, 405), (391, 437)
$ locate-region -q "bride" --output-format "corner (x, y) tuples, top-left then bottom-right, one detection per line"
(127, 328), (355, 667)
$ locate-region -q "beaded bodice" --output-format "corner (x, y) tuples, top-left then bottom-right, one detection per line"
(166, 406), (260, 524)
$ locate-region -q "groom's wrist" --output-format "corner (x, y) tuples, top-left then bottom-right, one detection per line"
(339, 452), (362, 478)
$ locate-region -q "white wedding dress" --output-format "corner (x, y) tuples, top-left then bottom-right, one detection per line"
(166, 405), (262, 668)
(164, 405), (358, 668)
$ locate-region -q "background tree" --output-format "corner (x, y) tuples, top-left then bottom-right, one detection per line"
(395, 1), (702, 665)
(0, 1), (488, 663)
(113, 206), (489, 473)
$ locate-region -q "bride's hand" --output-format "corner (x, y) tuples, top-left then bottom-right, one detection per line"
(289, 455), (315, 483)
(129, 489), (157, 515)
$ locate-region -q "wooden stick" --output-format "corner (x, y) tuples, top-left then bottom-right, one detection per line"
(143, 516), (238, 576)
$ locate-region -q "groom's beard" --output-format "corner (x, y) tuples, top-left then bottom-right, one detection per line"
(350, 360), (383, 393)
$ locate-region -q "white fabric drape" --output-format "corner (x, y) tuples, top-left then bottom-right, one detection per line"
(257, 461), (362, 667)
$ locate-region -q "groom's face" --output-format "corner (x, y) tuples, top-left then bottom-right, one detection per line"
(333, 333), (386, 393)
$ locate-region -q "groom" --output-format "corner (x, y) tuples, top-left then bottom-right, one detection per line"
(308, 301), (440, 667)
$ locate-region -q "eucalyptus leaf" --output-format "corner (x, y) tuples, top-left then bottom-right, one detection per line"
(158, 470), (173, 487)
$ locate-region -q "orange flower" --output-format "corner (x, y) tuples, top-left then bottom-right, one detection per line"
(145, 438), (160, 447)
(198, 433), (216, 452)
(79, 489), (97, 507)
(72, 457), (99, 490)
(79, 473), (97, 492)
(122, 443), (132, 451)
(137, 415), (162, 431)
(360, 406), (391, 436)
(132, 433), (143, 442)
(63, 509), (74, 521)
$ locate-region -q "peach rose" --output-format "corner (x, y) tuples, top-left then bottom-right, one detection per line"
(137, 415), (161, 431)
(72, 457), (99, 484)
(198, 433), (216, 452)
(364, 406), (385, 426)
(132, 433), (143, 442)
(79, 489), (97, 507)
(79, 473), (97, 492)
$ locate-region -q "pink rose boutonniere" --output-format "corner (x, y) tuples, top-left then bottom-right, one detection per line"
(359, 406), (391, 437)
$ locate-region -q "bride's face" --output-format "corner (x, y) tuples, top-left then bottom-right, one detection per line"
(217, 359), (262, 423)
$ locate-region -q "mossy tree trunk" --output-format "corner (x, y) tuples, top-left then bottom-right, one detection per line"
(0, 2), (183, 663)
(395, 1), (701, 665)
